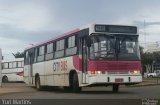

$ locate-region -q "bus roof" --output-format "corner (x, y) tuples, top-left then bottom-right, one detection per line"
(2, 58), (24, 63)
(25, 23), (138, 51)
(25, 28), (80, 50)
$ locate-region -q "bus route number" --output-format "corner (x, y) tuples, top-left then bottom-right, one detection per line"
(53, 61), (67, 71)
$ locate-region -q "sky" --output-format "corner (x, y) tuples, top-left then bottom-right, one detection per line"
(0, 0), (160, 58)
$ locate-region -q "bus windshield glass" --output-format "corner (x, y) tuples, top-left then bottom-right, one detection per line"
(117, 35), (139, 60)
(89, 34), (140, 60)
(89, 34), (116, 60)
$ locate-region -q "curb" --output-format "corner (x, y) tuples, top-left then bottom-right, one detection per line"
(127, 83), (160, 87)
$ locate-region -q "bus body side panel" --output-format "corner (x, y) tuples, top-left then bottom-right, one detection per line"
(24, 65), (29, 84)
(2, 58), (24, 82)
(27, 56), (79, 87)
(2, 67), (24, 82)
(44, 60), (54, 86)
(33, 62), (45, 86)
(43, 56), (79, 86)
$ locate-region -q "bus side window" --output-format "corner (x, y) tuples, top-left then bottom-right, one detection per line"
(24, 51), (29, 65)
(45, 42), (54, 60)
(34, 48), (37, 63)
(37, 46), (45, 62)
(55, 39), (65, 58)
(1, 63), (3, 69)
(13, 61), (17, 68)
(2, 63), (9, 69)
(9, 62), (13, 69)
(18, 61), (22, 68)
(66, 35), (77, 56)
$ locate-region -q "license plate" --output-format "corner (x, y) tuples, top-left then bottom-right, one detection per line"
(115, 78), (123, 83)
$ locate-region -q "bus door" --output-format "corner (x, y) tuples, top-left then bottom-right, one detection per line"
(28, 52), (34, 84)
(81, 37), (89, 84)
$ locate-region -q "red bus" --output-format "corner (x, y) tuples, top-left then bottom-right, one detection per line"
(24, 24), (142, 92)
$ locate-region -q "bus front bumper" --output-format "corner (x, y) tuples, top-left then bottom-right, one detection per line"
(82, 75), (142, 86)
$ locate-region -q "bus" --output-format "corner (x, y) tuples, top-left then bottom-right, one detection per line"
(0, 48), (2, 86)
(24, 24), (142, 92)
(2, 58), (24, 82)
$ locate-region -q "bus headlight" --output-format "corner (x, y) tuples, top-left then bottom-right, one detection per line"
(134, 71), (139, 74)
(130, 70), (140, 74)
(90, 70), (102, 74)
(96, 71), (102, 74)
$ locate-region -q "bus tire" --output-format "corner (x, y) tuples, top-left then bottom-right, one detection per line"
(2, 76), (8, 83)
(112, 84), (119, 93)
(35, 76), (42, 91)
(72, 73), (82, 93)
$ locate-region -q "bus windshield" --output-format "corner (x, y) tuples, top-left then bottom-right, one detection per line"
(89, 34), (140, 60)
(89, 34), (116, 60)
(117, 35), (140, 60)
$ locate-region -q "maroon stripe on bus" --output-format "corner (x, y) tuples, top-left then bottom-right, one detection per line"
(88, 60), (141, 72)
(73, 55), (82, 70)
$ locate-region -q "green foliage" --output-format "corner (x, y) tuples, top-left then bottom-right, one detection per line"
(12, 52), (24, 58)
(140, 46), (160, 72)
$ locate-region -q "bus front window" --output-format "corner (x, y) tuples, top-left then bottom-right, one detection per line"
(117, 35), (140, 60)
(89, 34), (116, 60)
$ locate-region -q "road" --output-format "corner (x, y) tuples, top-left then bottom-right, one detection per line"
(0, 83), (160, 99)
(1, 83), (160, 105)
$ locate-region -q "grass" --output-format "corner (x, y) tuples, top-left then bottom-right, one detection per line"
(143, 77), (160, 80)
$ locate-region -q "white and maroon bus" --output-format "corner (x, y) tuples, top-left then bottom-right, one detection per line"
(24, 24), (142, 92)
(2, 58), (24, 82)
(0, 48), (2, 86)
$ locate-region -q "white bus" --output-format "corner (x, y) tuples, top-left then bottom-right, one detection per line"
(0, 48), (2, 86)
(2, 58), (24, 82)
(24, 24), (142, 92)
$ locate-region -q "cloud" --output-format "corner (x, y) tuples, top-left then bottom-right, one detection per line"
(1, 0), (160, 56)
(0, 37), (25, 54)
(0, 23), (61, 41)
(0, 0), (63, 32)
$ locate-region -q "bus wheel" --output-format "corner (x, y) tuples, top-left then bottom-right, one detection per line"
(35, 76), (42, 91)
(112, 84), (119, 93)
(72, 73), (82, 93)
(2, 76), (8, 83)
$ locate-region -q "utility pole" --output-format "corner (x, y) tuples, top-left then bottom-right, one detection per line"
(144, 20), (147, 49)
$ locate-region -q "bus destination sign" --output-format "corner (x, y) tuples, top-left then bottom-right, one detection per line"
(95, 25), (137, 34)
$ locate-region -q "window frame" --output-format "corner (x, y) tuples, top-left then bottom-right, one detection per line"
(12, 61), (17, 68)
(45, 42), (54, 61)
(37, 45), (45, 62)
(2, 62), (9, 69)
(54, 39), (65, 59)
(24, 51), (29, 65)
(46, 42), (54, 54)
(65, 34), (78, 56)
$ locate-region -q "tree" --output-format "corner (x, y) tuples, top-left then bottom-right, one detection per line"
(12, 52), (24, 58)
(140, 45), (160, 74)
(139, 46), (144, 55)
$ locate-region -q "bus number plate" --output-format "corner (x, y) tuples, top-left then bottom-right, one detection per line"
(115, 78), (123, 83)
